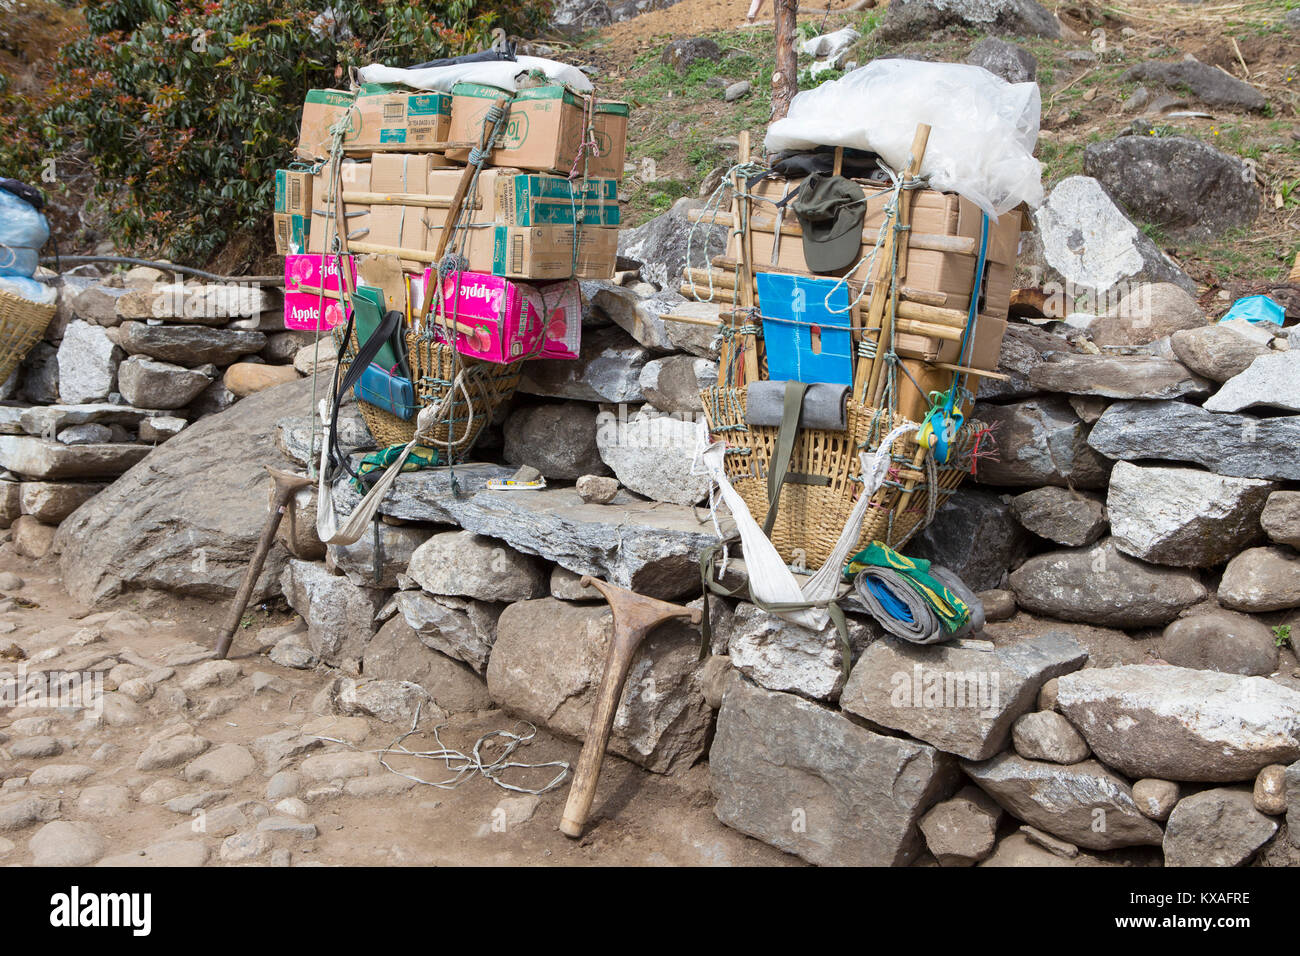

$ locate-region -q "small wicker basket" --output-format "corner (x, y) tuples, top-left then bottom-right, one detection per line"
(0, 289), (57, 386)
(332, 323), (524, 457)
(700, 384), (974, 569)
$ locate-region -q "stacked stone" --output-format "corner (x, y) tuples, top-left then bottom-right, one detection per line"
(0, 264), (332, 552)
(44, 212), (1300, 870)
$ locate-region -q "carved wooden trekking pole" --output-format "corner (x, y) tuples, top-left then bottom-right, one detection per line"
(560, 577), (701, 838)
(214, 467), (314, 660)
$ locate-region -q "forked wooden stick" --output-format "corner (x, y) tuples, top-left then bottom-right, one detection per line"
(559, 577), (701, 838)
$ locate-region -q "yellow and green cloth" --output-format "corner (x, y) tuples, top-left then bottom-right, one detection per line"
(349, 443), (442, 492)
(844, 541), (971, 635)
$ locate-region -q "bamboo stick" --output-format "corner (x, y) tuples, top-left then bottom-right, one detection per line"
(862, 125), (931, 406)
(732, 130), (760, 385)
(689, 208), (977, 255)
(342, 192), (452, 208)
(679, 268), (966, 328)
(705, 258), (951, 305)
(661, 310), (961, 342)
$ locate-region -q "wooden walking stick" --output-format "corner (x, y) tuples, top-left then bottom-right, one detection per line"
(214, 467), (314, 660)
(560, 577), (702, 838)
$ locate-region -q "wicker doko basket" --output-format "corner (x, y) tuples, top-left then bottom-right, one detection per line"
(333, 323), (524, 456)
(0, 289), (57, 386)
(701, 384), (975, 569)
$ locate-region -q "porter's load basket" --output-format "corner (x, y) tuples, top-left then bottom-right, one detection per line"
(0, 285), (56, 386)
(700, 385), (975, 569)
(333, 322), (525, 456)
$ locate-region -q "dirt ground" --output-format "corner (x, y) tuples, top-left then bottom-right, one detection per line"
(0, 544), (794, 867)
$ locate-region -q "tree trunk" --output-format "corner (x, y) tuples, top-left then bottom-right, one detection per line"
(771, 0), (799, 122)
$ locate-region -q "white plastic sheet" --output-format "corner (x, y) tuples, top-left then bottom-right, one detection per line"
(765, 59), (1043, 216)
(358, 56), (592, 94)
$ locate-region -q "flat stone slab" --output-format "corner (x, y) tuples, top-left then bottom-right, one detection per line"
(840, 632), (1089, 761)
(333, 466), (733, 598)
(0, 436), (150, 480)
(19, 404), (179, 437)
(1056, 665), (1300, 782)
(1088, 400), (1300, 482)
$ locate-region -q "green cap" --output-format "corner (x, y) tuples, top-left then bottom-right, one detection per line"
(791, 173), (866, 274)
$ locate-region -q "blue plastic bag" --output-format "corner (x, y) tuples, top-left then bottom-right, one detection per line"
(0, 188), (50, 278)
(1219, 294), (1285, 326)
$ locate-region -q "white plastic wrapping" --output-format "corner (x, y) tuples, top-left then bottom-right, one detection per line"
(0, 275), (56, 305)
(765, 59), (1043, 216)
(358, 56), (592, 94)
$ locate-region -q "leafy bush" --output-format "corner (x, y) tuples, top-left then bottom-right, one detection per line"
(33, 0), (548, 266)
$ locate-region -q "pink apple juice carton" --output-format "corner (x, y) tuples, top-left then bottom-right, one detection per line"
(283, 253), (356, 331)
(522, 279), (582, 360)
(428, 269), (545, 364)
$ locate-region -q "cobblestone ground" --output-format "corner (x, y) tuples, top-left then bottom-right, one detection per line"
(0, 547), (792, 867)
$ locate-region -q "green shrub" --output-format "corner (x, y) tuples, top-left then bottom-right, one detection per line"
(34, 0), (548, 265)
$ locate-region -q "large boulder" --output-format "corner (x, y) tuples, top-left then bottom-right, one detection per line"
(595, 407), (711, 505)
(1008, 538), (1206, 627)
(362, 616), (491, 714)
(486, 598), (711, 774)
(1027, 353), (1211, 401)
(406, 530), (546, 603)
(1123, 57), (1267, 112)
(117, 356), (216, 409)
(1084, 133), (1260, 241)
(1009, 486), (1107, 547)
(962, 753), (1163, 850)
(1171, 325), (1269, 382)
(116, 321), (267, 367)
(638, 354), (715, 413)
(1204, 352), (1300, 414)
(1030, 176), (1195, 298)
(280, 559), (385, 666)
(1088, 400), (1300, 482)
(905, 487), (1033, 591)
(1218, 546), (1300, 612)
(1160, 609), (1278, 677)
(332, 471), (727, 599)
(1056, 665), (1300, 782)
(1261, 492), (1300, 548)
(723, 601), (877, 702)
(502, 402), (609, 480)
(518, 325), (647, 403)
(325, 522), (432, 589)
(394, 590), (502, 674)
(57, 320), (123, 405)
(876, 0), (1060, 40)
(1106, 462), (1273, 567)
(974, 323), (1072, 402)
(840, 632), (1088, 761)
(970, 396), (1111, 489)
(1087, 283), (1206, 349)
(1163, 788), (1277, 867)
(710, 677), (958, 866)
(617, 197), (729, 293)
(965, 36), (1037, 83)
(55, 376), (314, 605)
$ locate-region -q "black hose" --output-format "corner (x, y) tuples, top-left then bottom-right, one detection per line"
(39, 255), (282, 285)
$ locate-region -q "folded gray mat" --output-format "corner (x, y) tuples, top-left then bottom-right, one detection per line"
(746, 381), (849, 431)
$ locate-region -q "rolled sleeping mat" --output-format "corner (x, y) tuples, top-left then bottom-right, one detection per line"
(746, 380), (849, 431)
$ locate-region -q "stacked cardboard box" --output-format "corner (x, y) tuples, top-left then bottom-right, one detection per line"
(281, 79), (628, 282)
(725, 175), (1023, 422)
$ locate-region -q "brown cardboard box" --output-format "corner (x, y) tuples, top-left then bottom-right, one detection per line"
(274, 169), (313, 217)
(457, 224), (618, 280)
(348, 88), (454, 153)
(296, 89), (355, 161)
(273, 213), (308, 256)
(308, 160), (371, 253)
(447, 83), (629, 180)
(739, 178), (1020, 319)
